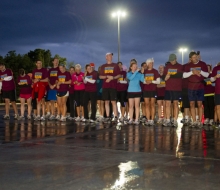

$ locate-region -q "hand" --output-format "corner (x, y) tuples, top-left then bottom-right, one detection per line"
(57, 85), (60, 89)
(106, 78), (111, 83)
(216, 74), (220, 79)
(33, 79), (39, 83)
(165, 74), (170, 81)
(77, 82), (81, 86)
(146, 80), (152, 84)
(192, 69), (198, 75)
(107, 75), (113, 80)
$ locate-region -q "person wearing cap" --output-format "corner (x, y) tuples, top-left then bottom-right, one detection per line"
(55, 63), (71, 121)
(0, 62), (19, 120)
(32, 60), (48, 121)
(183, 52), (209, 127)
(143, 58), (160, 125)
(99, 53), (121, 123)
(163, 54), (183, 127)
(46, 58), (59, 120)
(116, 61), (128, 122)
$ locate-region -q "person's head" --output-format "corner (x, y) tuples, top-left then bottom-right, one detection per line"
(130, 62), (138, 72)
(217, 62), (220, 66)
(90, 63), (95, 71)
(75, 64), (81, 73)
(0, 63), (5, 71)
(168, 54), (177, 65)
(158, 65), (164, 74)
(69, 66), (75, 75)
(53, 58), (59, 68)
(141, 62), (147, 70)
(19, 68), (25, 76)
(59, 63), (66, 72)
(207, 64), (212, 73)
(117, 61), (123, 70)
(36, 60), (42, 69)
(189, 52), (198, 63)
(146, 58), (154, 69)
(106, 53), (113, 63)
(85, 64), (92, 73)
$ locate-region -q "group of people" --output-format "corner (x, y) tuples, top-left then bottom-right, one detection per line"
(0, 51), (220, 127)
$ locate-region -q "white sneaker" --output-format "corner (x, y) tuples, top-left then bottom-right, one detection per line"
(209, 119), (214, 126)
(127, 119), (133, 124)
(45, 113), (50, 119)
(81, 118), (87, 122)
(173, 120), (178, 127)
(49, 115), (56, 120)
(157, 118), (163, 124)
(149, 120), (154, 126)
(34, 115), (41, 121)
(27, 115), (31, 120)
(60, 116), (66, 122)
(90, 119), (95, 123)
(133, 120), (139, 125)
(75, 116), (81, 122)
(40, 116), (45, 121)
(56, 115), (61, 121)
(119, 117), (124, 123)
(204, 118), (209, 125)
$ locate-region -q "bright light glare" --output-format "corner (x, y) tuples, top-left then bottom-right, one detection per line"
(112, 10), (127, 17)
(179, 48), (187, 52)
(112, 12), (116, 17)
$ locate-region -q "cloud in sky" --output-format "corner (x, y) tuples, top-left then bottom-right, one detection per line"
(0, 0), (220, 68)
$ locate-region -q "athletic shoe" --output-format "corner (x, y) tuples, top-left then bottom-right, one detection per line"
(45, 113), (50, 119)
(173, 120), (178, 127)
(197, 121), (203, 128)
(75, 116), (81, 122)
(127, 119), (133, 124)
(157, 118), (163, 124)
(80, 117), (85, 122)
(133, 120), (139, 125)
(14, 114), (19, 120)
(34, 116), (41, 121)
(90, 119), (95, 123)
(209, 119), (214, 126)
(170, 118), (174, 124)
(56, 115), (61, 121)
(32, 114), (37, 120)
(19, 116), (25, 120)
(180, 118), (186, 123)
(119, 117), (124, 123)
(141, 116), (147, 122)
(49, 115), (56, 121)
(27, 115), (31, 120)
(204, 118), (209, 125)
(104, 117), (111, 123)
(190, 122), (197, 127)
(112, 117), (118, 123)
(3, 115), (10, 120)
(163, 120), (171, 127)
(60, 117), (66, 122)
(40, 116), (45, 121)
(149, 120), (154, 126)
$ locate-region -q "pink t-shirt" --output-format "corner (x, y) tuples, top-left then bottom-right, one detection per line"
(72, 72), (85, 91)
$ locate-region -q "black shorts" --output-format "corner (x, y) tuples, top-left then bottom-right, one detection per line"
(164, 90), (181, 101)
(117, 91), (127, 107)
(2, 90), (16, 102)
(182, 88), (190, 108)
(127, 92), (142, 99)
(143, 91), (156, 98)
(57, 91), (69, 97)
(157, 96), (164, 101)
(102, 88), (117, 101)
(74, 90), (84, 107)
(215, 94), (220, 105)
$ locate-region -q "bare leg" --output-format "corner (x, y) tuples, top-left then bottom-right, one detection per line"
(150, 98), (156, 120)
(20, 98), (25, 116)
(173, 100), (179, 120)
(27, 98), (32, 116)
(165, 100), (171, 120)
(11, 101), (18, 115)
(128, 98), (134, 120)
(190, 101), (196, 122)
(134, 98), (140, 121)
(144, 98), (150, 119)
(111, 101), (118, 117)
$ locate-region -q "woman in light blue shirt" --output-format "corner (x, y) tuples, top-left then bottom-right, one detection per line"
(126, 59), (144, 124)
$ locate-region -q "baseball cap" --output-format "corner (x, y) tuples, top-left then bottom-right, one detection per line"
(90, 63), (95, 67)
(106, 52), (113, 56)
(168, 54), (177, 62)
(146, 58), (154, 63)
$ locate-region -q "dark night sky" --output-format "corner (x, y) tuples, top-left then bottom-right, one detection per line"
(0, 0), (220, 69)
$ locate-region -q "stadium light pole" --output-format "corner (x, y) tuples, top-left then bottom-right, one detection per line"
(112, 10), (126, 62)
(179, 48), (187, 64)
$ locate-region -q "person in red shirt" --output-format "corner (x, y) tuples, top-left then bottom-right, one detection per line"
(99, 53), (121, 123)
(0, 62), (19, 120)
(143, 58), (160, 125)
(183, 52), (209, 126)
(163, 54), (183, 127)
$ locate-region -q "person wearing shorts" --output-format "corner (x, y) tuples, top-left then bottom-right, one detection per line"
(117, 61), (128, 122)
(56, 63), (71, 121)
(32, 60), (49, 121)
(126, 60), (144, 124)
(163, 54), (183, 127)
(47, 58), (59, 120)
(17, 69), (32, 120)
(99, 53), (121, 123)
(157, 65), (166, 124)
(0, 62), (18, 120)
(183, 52), (209, 126)
(72, 64), (85, 121)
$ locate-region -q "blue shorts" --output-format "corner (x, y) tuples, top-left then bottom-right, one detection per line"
(47, 89), (57, 101)
(164, 90), (181, 101)
(188, 89), (204, 102)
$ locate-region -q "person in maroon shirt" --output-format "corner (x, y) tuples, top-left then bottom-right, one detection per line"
(143, 58), (160, 125)
(99, 53), (121, 123)
(0, 62), (18, 120)
(82, 64), (98, 122)
(163, 54), (183, 127)
(116, 62), (128, 122)
(56, 63), (71, 122)
(156, 65), (166, 124)
(183, 52), (209, 126)
(32, 60), (48, 121)
(17, 68), (32, 120)
(47, 58), (59, 120)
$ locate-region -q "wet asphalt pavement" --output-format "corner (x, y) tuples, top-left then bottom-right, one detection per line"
(0, 110), (220, 190)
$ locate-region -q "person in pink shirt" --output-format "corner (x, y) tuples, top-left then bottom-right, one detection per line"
(72, 64), (85, 121)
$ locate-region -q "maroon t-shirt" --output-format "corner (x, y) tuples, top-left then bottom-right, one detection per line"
(157, 74), (166, 97)
(57, 71), (71, 92)
(32, 68), (48, 80)
(143, 68), (160, 91)
(184, 61), (208, 90)
(164, 62), (183, 91)
(211, 65), (220, 94)
(85, 71), (98, 92)
(116, 70), (128, 91)
(204, 74), (215, 95)
(0, 68), (16, 91)
(17, 75), (32, 94)
(48, 67), (59, 89)
(100, 63), (120, 89)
